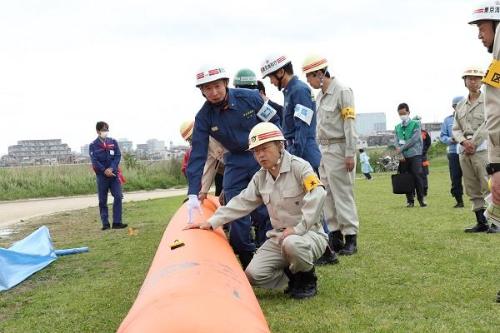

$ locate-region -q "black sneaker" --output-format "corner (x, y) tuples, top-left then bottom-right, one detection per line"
(487, 224), (500, 233)
(464, 223), (489, 233)
(419, 201), (427, 207)
(406, 202), (414, 208)
(497, 291), (500, 303)
(112, 223), (128, 229)
(101, 224), (110, 231)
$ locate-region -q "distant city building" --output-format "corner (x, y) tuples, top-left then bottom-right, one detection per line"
(135, 144), (149, 159)
(5, 139), (73, 165)
(356, 113), (386, 136)
(421, 122), (442, 142)
(147, 139), (165, 153)
(117, 138), (133, 153)
(367, 131), (395, 147)
(81, 144), (89, 156)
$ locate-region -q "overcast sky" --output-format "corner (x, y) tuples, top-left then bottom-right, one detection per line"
(0, 0), (491, 155)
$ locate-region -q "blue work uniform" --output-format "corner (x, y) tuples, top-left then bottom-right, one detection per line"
(282, 76), (321, 171)
(187, 88), (280, 255)
(440, 114), (463, 200)
(89, 137), (123, 227)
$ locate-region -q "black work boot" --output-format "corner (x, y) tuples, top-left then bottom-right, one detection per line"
(406, 202), (415, 208)
(329, 230), (344, 252)
(238, 251), (254, 270)
(418, 200), (427, 207)
(315, 246), (339, 265)
(454, 196), (464, 208)
(464, 209), (489, 233)
(112, 223), (128, 229)
(283, 267), (298, 295)
(291, 267), (317, 299)
(339, 234), (357, 255)
(497, 290), (500, 303)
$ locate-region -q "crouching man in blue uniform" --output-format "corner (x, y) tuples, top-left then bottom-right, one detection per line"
(89, 121), (127, 231)
(187, 65), (280, 269)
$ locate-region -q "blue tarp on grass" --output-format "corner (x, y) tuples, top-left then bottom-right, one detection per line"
(1, 226), (58, 291)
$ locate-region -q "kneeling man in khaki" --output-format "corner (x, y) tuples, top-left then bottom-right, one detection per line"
(185, 122), (327, 299)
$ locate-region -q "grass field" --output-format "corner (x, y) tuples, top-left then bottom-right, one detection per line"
(0, 160), (499, 332)
(0, 159), (186, 201)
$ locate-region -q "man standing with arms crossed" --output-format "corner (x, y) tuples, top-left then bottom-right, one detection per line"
(302, 55), (360, 255)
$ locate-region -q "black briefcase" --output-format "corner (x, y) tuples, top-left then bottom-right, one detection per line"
(391, 173), (415, 194)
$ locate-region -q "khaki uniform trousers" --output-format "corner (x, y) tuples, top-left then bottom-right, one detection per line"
(459, 150), (489, 211)
(319, 142), (359, 235)
(244, 231), (327, 289)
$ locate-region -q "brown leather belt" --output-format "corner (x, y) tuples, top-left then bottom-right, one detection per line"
(317, 138), (346, 145)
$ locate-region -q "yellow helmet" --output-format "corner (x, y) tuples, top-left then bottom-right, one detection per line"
(302, 55), (328, 74)
(462, 66), (485, 79)
(248, 122), (284, 150)
(180, 120), (194, 141)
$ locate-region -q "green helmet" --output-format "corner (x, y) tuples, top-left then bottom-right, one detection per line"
(233, 68), (258, 87)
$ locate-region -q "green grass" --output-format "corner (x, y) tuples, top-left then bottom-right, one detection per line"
(0, 159), (186, 201)
(1, 165), (499, 332)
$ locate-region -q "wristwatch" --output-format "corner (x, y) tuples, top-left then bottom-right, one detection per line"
(486, 163), (500, 175)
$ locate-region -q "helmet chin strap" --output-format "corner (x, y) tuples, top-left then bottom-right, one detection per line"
(269, 149), (284, 171)
(276, 72), (285, 91)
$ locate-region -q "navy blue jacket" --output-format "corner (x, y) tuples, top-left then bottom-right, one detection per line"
(187, 88), (281, 195)
(282, 76), (321, 168)
(89, 137), (121, 175)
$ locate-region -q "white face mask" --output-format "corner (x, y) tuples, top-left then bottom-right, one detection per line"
(99, 131), (109, 139)
(400, 115), (409, 122)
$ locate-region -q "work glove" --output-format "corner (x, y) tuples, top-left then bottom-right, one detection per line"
(187, 194), (203, 224)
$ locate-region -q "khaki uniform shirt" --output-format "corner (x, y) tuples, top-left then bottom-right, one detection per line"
(452, 94), (487, 148)
(208, 151), (326, 236)
(484, 24), (500, 163)
(315, 78), (358, 157)
(201, 136), (225, 193)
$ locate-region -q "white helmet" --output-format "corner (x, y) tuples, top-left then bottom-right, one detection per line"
(195, 65), (230, 87)
(302, 55), (328, 74)
(462, 66), (485, 78)
(260, 54), (291, 78)
(248, 122), (285, 150)
(469, 1), (500, 24)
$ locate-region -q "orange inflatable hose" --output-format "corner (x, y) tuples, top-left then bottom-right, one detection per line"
(117, 195), (270, 333)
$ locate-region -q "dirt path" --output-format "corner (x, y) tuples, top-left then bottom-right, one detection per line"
(0, 188), (187, 229)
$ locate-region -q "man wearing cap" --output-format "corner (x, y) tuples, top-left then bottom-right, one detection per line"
(302, 55), (360, 256)
(187, 65), (280, 269)
(440, 96), (465, 208)
(453, 67), (492, 232)
(185, 122), (327, 299)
